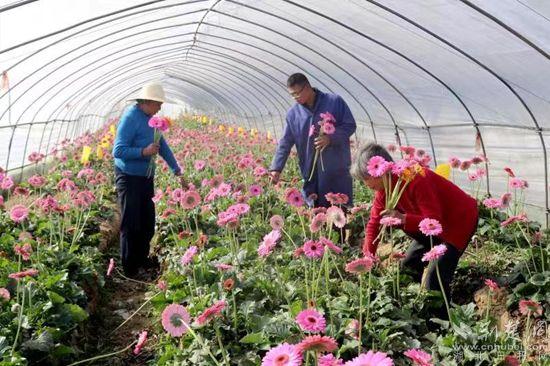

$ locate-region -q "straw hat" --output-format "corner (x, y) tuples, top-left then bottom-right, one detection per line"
(129, 82), (166, 103)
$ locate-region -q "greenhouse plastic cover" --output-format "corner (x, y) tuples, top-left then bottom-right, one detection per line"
(0, 0), (549, 223)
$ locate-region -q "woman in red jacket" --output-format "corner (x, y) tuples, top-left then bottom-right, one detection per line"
(352, 143), (478, 319)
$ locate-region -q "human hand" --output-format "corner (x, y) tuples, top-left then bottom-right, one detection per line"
(269, 171), (281, 184)
(314, 135), (330, 150)
(142, 142), (160, 156)
(380, 209), (406, 224)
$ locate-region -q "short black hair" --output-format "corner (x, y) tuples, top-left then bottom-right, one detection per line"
(287, 73), (309, 88)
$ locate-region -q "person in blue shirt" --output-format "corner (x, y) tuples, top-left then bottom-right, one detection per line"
(270, 73), (356, 207)
(113, 82), (187, 277)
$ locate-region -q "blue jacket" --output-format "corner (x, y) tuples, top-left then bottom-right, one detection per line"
(113, 104), (180, 176)
(270, 89), (356, 206)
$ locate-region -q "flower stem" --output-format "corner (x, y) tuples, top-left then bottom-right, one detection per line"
(67, 341), (136, 366)
(435, 263), (452, 321)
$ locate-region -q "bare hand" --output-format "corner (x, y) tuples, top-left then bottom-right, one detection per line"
(381, 209), (406, 224)
(142, 142), (160, 156)
(269, 171), (281, 184)
(314, 135), (330, 150)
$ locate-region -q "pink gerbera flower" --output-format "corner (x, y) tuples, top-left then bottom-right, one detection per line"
(0, 288), (10, 301)
(196, 300), (227, 325)
(403, 349), (432, 366)
(249, 184), (263, 197)
(9, 205), (29, 223)
(484, 279), (499, 291)
(345, 255), (377, 274)
(319, 237), (342, 254)
(421, 244), (447, 262)
(296, 335), (338, 354)
(379, 217), (401, 227)
(215, 263), (233, 271)
(366, 156), (389, 177)
(106, 258), (115, 277)
(181, 190), (201, 209)
(296, 308), (326, 333)
(261, 343), (302, 366)
(483, 198), (502, 209)
(285, 188), (304, 207)
(310, 213), (327, 233)
(303, 240), (324, 259)
(181, 246), (198, 266)
(194, 160), (206, 171)
(161, 304), (191, 337)
(270, 215), (284, 230)
(133, 331), (148, 355)
(418, 218), (442, 236)
(321, 122), (335, 135)
(519, 299), (543, 317)
(8, 268), (38, 279)
(326, 206), (346, 228)
(318, 354), (344, 366)
(344, 351), (393, 366)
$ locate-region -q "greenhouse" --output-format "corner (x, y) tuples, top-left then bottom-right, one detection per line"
(0, 0), (549, 365)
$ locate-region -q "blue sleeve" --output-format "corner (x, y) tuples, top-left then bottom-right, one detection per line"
(159, 135), (181, 175)
(330, 96), (356, 147)
(112, 113), (143, 160)
(270, 118), (295, 172)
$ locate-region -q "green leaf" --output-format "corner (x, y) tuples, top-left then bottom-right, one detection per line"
(529, 272), (549, 287)
(289, 300), (302, 317)
(240, 332), (265, 344)
(63, 304), (88, 323)
(47, 291), (66, 304)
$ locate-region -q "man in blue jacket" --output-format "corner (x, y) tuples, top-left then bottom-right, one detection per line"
(270, 73), (356, 207)
(113, 82), (186, 277)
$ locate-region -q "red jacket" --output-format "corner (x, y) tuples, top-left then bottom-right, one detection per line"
(363, 168), (478, 255)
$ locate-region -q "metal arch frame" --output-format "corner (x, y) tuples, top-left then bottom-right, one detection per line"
(194, 27), (381, 143)
(277, 0), (492, 191)
(36, 41), (289, 138)
(163, 64), (266, 130)
(172, 60), (284, 117)
(0, 0), (172, 54)
(220, 1), (426, 152)
(0, 0), (38, 13)
(65, 66), (247, 134)
(0, 0), (208, 60)
(10, 51), (190, 171)
(172, 57), (287, 132)
(184, 51), (289, 125)
(184, 0), (223, 61)
(162, 81), (230, 122)
(365, 0), (548, 225)
(16, 44), (200, 172)
(459, 0), (550, 61)
(168, 65), (267, 132)
(457, 0), (550, 224)
(3, 18), (348, 165)
(1, 22), (201, 121)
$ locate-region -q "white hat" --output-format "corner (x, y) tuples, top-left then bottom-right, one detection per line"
(129, 82), (166, 103)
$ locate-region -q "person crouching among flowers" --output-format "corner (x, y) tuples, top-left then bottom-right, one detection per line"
(351, 143), (478, 320)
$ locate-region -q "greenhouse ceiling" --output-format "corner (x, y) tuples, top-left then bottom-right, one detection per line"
(0, 0), (549, 223)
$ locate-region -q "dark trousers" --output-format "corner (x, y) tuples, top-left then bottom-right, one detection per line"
(115, 167), (155, 275)
(401, 234), (463, 320)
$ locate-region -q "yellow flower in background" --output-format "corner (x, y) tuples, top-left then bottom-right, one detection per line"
(96, 146), (104, 159)
(109, 124), (116, 136)
(202, 116), (208, 124)
(81, 146), (92, 164)
(238, 127), (245, 135)
(208, 118), (213, 125)
(267, 131), (272, 140)
(250, 128), (257, 137)
(228, 126), (235, 135)
(435, 163), (451, 180)
(219, 125), (225, 132)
